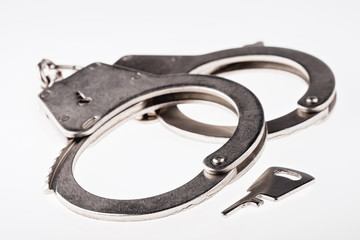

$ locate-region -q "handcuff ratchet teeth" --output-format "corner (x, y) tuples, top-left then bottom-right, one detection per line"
(39, 62), (266, 221)
(115, 42), (336, 141)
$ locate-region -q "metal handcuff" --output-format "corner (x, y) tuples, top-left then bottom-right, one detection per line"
(38, 43), (335, 221)
(115, 42), (336, 140)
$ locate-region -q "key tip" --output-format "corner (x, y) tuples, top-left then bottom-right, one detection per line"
(222, 198), (264, 217)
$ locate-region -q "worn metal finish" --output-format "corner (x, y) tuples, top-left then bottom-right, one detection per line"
(48, 103), (265, 221)
(40, 63), (266, 221)
(222, 167), (315, 216)
(115, 44), (336, 140)
(39, 63), (265, 173)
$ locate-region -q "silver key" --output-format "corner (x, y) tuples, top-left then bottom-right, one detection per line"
(222, 167), (315, 216)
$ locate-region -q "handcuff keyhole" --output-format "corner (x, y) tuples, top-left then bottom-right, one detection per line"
(76, 91), (93, 106)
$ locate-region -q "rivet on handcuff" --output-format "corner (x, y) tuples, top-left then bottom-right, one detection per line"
(38, 42), (335, 221)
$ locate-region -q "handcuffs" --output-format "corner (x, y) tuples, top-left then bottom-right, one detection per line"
(38, 43), (336, 221)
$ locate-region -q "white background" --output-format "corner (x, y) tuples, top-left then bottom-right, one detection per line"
(1, 0), (359, 239)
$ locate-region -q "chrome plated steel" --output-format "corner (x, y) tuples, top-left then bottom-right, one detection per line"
(222, 167), (315, 216)
(39, 63), (266, 221)
(115, 43), (336, 141)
